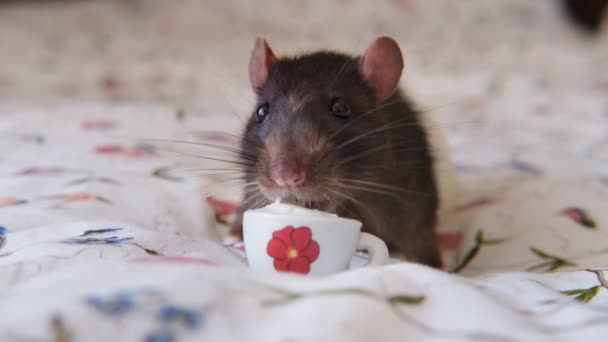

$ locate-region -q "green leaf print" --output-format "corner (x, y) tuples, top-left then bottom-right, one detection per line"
(388, 295), (425, 305)
(562, 286), (601, 303)
(452, 230), (508, 273)
(257, 283), (424, 308)
(529, 247), (576, 272)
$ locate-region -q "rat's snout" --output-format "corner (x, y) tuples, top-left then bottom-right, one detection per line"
(270, 156), (308, 188)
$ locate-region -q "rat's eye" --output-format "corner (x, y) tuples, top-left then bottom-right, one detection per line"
(330, 98), (351, 119)
(256, 104), (270, 123)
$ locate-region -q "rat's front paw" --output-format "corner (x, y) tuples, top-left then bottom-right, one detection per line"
(228, 221), (244, 242)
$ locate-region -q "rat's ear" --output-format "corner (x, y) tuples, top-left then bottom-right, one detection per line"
(249, 37), (277, 94)
(360, 36), (404, 103)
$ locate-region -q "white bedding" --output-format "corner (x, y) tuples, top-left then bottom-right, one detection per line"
(2, 0), (608, 341)
(1, 87), (608, 341)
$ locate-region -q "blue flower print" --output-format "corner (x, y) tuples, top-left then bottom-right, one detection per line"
(86, 292), (136, 316)
(80, 228), (123, 236)
(61, 236), (134, 245)
(0, 226), (6, 250)
(144, 329), (175, 342)
(158, 305), (205, 330)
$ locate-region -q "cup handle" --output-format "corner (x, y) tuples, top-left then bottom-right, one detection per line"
(357, 232), (390, 266)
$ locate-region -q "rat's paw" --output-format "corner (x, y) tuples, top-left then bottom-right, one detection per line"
(227, 220), (244, 243)
(224, 233), (243, 244)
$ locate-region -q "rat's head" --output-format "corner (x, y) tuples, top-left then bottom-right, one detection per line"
(242, 36), (404, 208)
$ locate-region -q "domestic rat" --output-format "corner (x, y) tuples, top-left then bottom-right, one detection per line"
(230, 36), (451, 268)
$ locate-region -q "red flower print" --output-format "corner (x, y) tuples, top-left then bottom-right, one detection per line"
(96, 145), (124, 154)
(0, 198), (28, 208)
(205, 196), (238, 217)
(267, 226), (320, 274)
(13, 167), (65, 176)
(436, 231), (462, 250)
(194, 132), (240, 147)
(559, 207), (597, 229)
(95, 144), (155, 158)
(43, 193), (113, 205)
(65, 193), (96, 202)
(82, 119), (116, 131)
(455, 197), (499, 212)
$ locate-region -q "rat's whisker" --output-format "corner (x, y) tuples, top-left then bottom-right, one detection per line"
(177, 166), (250, 172)
(242, 189), (262, 201)
(140, 138), (259, 162)
(326, 187), (382, 228)
(332, 143), (392, 165)
(328, 96), (476, 143)
(251, 193), (270, 209)
(195, 171), (249, 177)
(192, 130), (245, 140)
(243, 188), (262, 198)
(203, 176), (251, 186)
(160, 148), (258, 167)
(183, 168), (257, 177)
(242, 193), (262, 209)
(330, 117), (416, 152)
(332, 117), (479, 153)
(334, 144), (430, 166)
(336, 178), (433, 198)
(332, 182), (402, 200)
(337, 178), (412, 193)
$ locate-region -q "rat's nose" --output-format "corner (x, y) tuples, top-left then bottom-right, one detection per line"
(271, 158), (307, 187)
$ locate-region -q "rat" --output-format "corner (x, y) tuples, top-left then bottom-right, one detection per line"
(229, 36), (452, 268)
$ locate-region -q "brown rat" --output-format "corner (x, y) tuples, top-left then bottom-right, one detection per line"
(230, 36), (442, 268)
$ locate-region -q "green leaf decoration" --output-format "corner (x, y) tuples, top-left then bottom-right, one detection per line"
(530, 247), (553, 259)
(548, 259), (576, 271)
(582, 218), (597, 229)
(388, 295), (425, 305)
(559, 207), (598, 229)
(562, 286), (601, 303)
(152, 167), (183, 182)
(97, 196), (113, 205)
(452, 245), (480, 273)
(317, 288), (373, 297)
(529, 247), (576, 272)
(176, 108), (186, 121)
(257, 283), (424, 308)
(561, 289), (587, 296)
(474, 230), (484, 244)
(452, 230), (509, 273)
(483, 237), (508, 245)
(576, 286), (601, 303)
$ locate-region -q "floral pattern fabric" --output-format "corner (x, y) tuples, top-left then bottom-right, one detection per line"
(1, 0), (608, 341)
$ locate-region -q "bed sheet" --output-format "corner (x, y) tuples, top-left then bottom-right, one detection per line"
(1, 83), (608, 342)
(2, 0), (608, 340)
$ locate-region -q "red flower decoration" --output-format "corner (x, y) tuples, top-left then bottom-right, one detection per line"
(82, 119), (116, 131)
(205, 196), (238, 217)
(436, 232), (462, 250)
(95, 144), (155, 158)
(65, 193), (96, 202)
(267, 226), (320, 274)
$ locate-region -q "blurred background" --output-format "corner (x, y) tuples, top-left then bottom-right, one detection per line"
(0, 0), (606, 110)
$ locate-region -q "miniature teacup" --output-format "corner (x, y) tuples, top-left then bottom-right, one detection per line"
(243, 202), (389, 276)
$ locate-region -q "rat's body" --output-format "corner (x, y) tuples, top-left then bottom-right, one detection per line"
(231, 37), (444, 267)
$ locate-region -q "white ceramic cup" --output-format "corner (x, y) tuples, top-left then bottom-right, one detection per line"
(243, 206), (390, 276)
